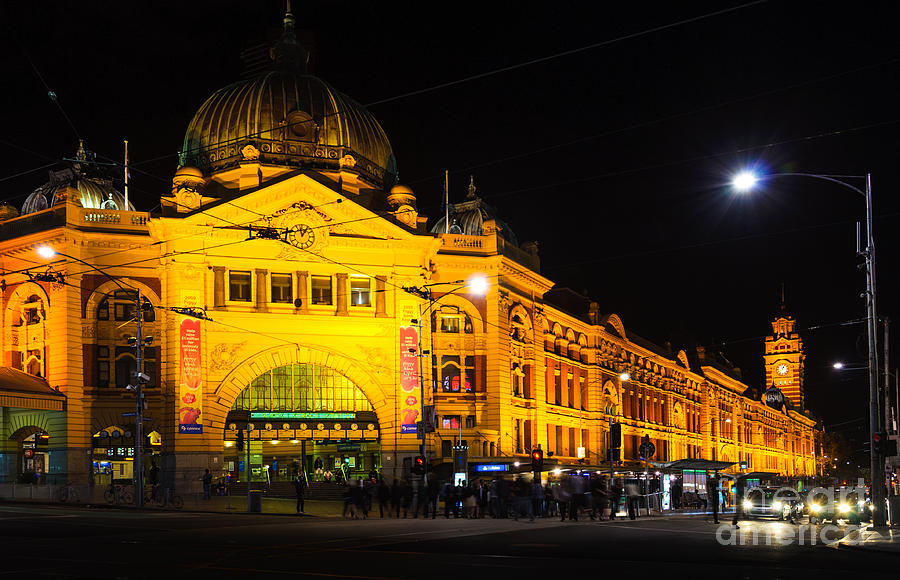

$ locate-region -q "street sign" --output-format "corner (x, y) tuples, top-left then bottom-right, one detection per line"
(639, 442), (656, 459)
(121, 412), (136, 417)
(475, 463), (509, 473)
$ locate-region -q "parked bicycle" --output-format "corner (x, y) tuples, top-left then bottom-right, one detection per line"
(104, 483), (133, 505)
(144, 485), (184, 509)
(58, 482), (79, 503)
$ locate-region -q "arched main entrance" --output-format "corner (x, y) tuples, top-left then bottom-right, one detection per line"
(223, 362), (381, 484)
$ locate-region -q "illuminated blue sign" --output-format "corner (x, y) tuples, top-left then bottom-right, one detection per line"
(475, 463), (509, 473)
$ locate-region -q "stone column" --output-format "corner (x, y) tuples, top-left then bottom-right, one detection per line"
(295, 271), (309, 314)
(375, 275), (387, 317)
(255, 269), (267, 312)
(212, 266), (226, 308)
(335, 273), (348, 316)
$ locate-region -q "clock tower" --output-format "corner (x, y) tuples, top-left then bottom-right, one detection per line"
(763, 302), (805, 408)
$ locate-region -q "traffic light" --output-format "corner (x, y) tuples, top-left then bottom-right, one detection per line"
(610, 422), (622, 449)
(873, 432), (898, 457)
(873, 431), (884, 454)
(236, 429), (244, 452)
(530, 448), (544, 472)
(413, 455), (426, 475)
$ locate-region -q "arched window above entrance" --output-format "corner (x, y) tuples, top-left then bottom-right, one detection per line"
(231, 363), (374, 413)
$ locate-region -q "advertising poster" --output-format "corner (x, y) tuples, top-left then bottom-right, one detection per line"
(179, 318), (203, 434)
(399, 325), (420, 434)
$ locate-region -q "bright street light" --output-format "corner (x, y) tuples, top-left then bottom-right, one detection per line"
(833, 362), (845, 369)
(726, 168), (885, 526)
(467, 275), (489, 295)
(619, 372), (630, 382)
(731, 170), (758, 192)
(37, 245), (57, 259)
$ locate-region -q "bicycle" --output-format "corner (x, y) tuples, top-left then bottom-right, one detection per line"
(144, 486), (184, 509)
(58, 483), (79, 503)
(104, 483), (133, 505)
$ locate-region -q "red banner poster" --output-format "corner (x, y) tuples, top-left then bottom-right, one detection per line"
(179, 318), (203, 434)
(399, 326), (420, 434)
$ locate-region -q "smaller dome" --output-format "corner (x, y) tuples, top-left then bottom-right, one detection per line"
(430, 176), (518, 246)
(22, 142), (135, 215)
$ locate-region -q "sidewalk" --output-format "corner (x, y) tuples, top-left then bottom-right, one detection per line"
(836, 525), (900, 554)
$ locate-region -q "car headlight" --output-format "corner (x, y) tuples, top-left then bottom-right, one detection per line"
(839, 503), (850, 513)
(743, 499), (753, 510)
(772, 501), (783, 511)
(809, 503), (822, 513)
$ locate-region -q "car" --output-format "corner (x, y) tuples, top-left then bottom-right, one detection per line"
(742, 487), (801, 520)
(806, 489), (872, 524)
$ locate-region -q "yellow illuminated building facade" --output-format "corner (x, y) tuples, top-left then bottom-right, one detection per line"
(0, 12), (818, 488)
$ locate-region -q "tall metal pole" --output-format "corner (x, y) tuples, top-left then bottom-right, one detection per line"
(864, 173), (886, 526)
(134, 292), (144, 508)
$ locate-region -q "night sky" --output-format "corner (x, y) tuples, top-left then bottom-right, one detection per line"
(3, 1), (899, 448)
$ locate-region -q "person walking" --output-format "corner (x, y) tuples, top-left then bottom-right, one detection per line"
(294, 474), (306, 514)
(708, 474), (720, 524)
(400, 479), (413, 518)
(625, 480), (641, 520)
(672, 479), (683, 510)
(377, 478), (391, 518)
(731, 475), (745, 529)
(202, 468), (213, 500)
(426, 476), (440, 519)
(609, 479), (623, 520)
(390, 479), (402, 518)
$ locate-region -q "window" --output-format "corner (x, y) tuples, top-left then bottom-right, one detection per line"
(440, 314), (460, 333)
(270, 273), (293, 303)
(98, 345), (110, 387)
(350, 276), (371, 306)
(465, 415), (476, 428)
(442, 416), (461, 429)
(229, 271), (251, 302)
(440, 355), (475, 392)
(311, 276), (332, 305)
(115, 346), (136, 388)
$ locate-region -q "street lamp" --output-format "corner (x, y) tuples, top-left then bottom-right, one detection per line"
(37, 245), (150, 508)
(729, 169), (886, 526)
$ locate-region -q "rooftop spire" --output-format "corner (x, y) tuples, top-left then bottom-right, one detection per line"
(273, 0), (308, 73)
(467, 175), (477, 199)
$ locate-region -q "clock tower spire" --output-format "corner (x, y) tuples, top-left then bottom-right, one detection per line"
(763, 291), (805, 408)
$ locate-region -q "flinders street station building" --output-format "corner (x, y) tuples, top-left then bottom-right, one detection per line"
(0, 12), (818, 494)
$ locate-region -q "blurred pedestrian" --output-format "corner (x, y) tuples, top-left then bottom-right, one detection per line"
(294, 474), (306, 514)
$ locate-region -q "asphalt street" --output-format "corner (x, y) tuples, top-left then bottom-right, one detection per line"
(0, 504), (895, 579)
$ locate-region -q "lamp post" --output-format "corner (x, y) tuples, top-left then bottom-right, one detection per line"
(402, 276), (488, 489)
(37, 246), (150, 508)
(731, 170), (886, 526)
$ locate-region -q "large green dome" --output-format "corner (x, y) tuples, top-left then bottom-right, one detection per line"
(179, 11), (397, 190)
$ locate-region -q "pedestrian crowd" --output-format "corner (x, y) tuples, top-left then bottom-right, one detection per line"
(310, 472), (648, 521)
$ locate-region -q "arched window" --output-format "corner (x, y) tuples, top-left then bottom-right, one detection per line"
(231, 364), (373, 413)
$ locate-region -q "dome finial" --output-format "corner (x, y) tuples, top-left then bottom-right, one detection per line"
(467, 174), (477, 199)
(274, 0), (308, 73)
(75, 139), (87, 161)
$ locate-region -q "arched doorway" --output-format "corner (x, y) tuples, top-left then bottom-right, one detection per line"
(9, 426), (49, 483)
(223, 362), (381, 484)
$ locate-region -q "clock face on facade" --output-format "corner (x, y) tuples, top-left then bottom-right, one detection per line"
(286, 224), (316, 250)
(776, 363), (790, 376)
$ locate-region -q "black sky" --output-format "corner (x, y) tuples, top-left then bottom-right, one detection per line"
(3, 1), (899, 440)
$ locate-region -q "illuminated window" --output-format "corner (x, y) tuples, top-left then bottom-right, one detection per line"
(439, 355), (475, 392)
(230, 363), (373, 413)
(350, 276), (371, 306)
(442, 416), (461, 429)
(270, 273), (293, 303)
(311, 276), (332, 305)
(229, 271), (251, 301)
